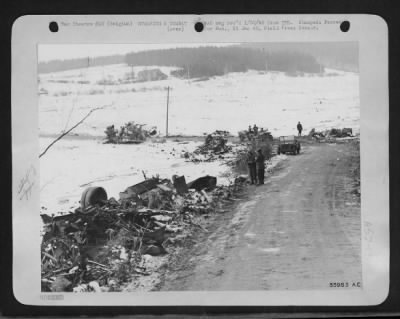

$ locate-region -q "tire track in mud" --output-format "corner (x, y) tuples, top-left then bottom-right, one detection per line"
(158, 191), (263, 290)
(160, 141), (361, 291)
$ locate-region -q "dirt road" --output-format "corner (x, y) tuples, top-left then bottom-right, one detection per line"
(160, 141), (361, 291)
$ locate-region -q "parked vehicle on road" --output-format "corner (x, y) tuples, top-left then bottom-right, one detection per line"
(277, 135), (301, 155)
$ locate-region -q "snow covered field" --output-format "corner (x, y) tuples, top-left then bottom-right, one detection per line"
(39, 64), (359, 214)
(39, 137), (242, 214)
(39, 64), (359, 137)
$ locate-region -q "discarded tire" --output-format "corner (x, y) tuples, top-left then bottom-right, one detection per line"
(80, 187), (108, 210)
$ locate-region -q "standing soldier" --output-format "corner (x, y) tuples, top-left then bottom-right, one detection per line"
(255, 149), (265, 185)
(297, 121), (303, 136)
(253, 124), (259, 136)
(246, 150), (257, 185)
(247, 125), (254, 141)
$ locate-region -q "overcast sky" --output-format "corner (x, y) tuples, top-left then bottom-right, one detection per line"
(38, 43), (237, 62)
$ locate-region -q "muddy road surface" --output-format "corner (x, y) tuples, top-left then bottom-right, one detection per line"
(160, 141), (361, 291)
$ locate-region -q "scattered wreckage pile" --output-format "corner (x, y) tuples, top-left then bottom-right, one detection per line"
(182, 129), (273, 175)
(308, 127), (354, 140)
(238, 129), (273, 143)
(41, 174), (245, 293)
(184, 130), (233, 162)
(104, 122), (158, 144)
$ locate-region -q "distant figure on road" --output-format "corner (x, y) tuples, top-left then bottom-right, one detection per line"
(255, 149), (265, 185)
(253, 124), (259, 136)
(248, 125), (253, 134)
(297, 121), (303, 136)
(246, 150), (257, 185)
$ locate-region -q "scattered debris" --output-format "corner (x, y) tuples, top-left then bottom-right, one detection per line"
(308, 127), (353, 141)
(185, 131), (233, 162)
(172, 175), (188, 195)
(41, 172), (248, 293)
(238, 128), (273, 142)
(187, 175), (217, 191)
(119, 178), (160, 201)
(81, 187), (108, 210)
(329, 128), (353, 138)
(308, 128), (325, 140)
(104, 122), (157, 144)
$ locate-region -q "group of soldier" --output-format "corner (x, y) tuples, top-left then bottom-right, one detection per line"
(246, 148), (265, 185)
(248, 124), (267, 136)
(245, 124), (264, 185)
(246, 121), (303, 185)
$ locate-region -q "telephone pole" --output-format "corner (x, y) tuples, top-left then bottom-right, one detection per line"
(166, 86), (170, 137)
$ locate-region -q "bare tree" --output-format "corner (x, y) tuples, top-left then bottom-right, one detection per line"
(39, 105), (110, 158)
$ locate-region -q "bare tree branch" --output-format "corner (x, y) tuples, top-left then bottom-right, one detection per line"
(39, 105), (109, 158)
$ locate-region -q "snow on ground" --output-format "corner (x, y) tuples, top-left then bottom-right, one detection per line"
(39, 64), (359, 214)
(39, 65), (359, 137)
(39, 137), (235, 214)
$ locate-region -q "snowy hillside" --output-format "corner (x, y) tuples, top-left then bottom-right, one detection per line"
(39, 64), (359, 137)
(39, 64), (359, 214)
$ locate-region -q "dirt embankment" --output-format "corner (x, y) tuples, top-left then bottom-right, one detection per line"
(158, 139), (361, 291)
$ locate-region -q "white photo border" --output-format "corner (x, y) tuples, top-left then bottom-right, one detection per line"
(11, 14), (389, 306)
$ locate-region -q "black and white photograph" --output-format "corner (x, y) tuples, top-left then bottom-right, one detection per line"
(38, 42), (362, 293)
(11, 14), (389, 306)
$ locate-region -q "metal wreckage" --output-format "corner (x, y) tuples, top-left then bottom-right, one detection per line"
(41, 126), (353, 292)
(40, 132), (250, 293)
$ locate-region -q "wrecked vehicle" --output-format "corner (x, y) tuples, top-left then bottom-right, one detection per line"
(277, 135), (301, 155)
(186, 131), (233, 162)
(238, 128), (273, 142)
(308, 128), (325, 140)
(328, 128), (353, 138)
(104, 122), (157, 144)
(40, 172), (247, 293)
(308, 127), (354, 141)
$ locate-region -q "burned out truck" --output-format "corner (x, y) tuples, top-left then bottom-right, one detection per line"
(277, 135), (301, 155)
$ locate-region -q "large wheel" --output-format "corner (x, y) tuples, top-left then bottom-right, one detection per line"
(81, 186), (108, 209)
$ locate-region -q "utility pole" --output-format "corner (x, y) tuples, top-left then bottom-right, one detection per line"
(166, 86), (170, 137)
